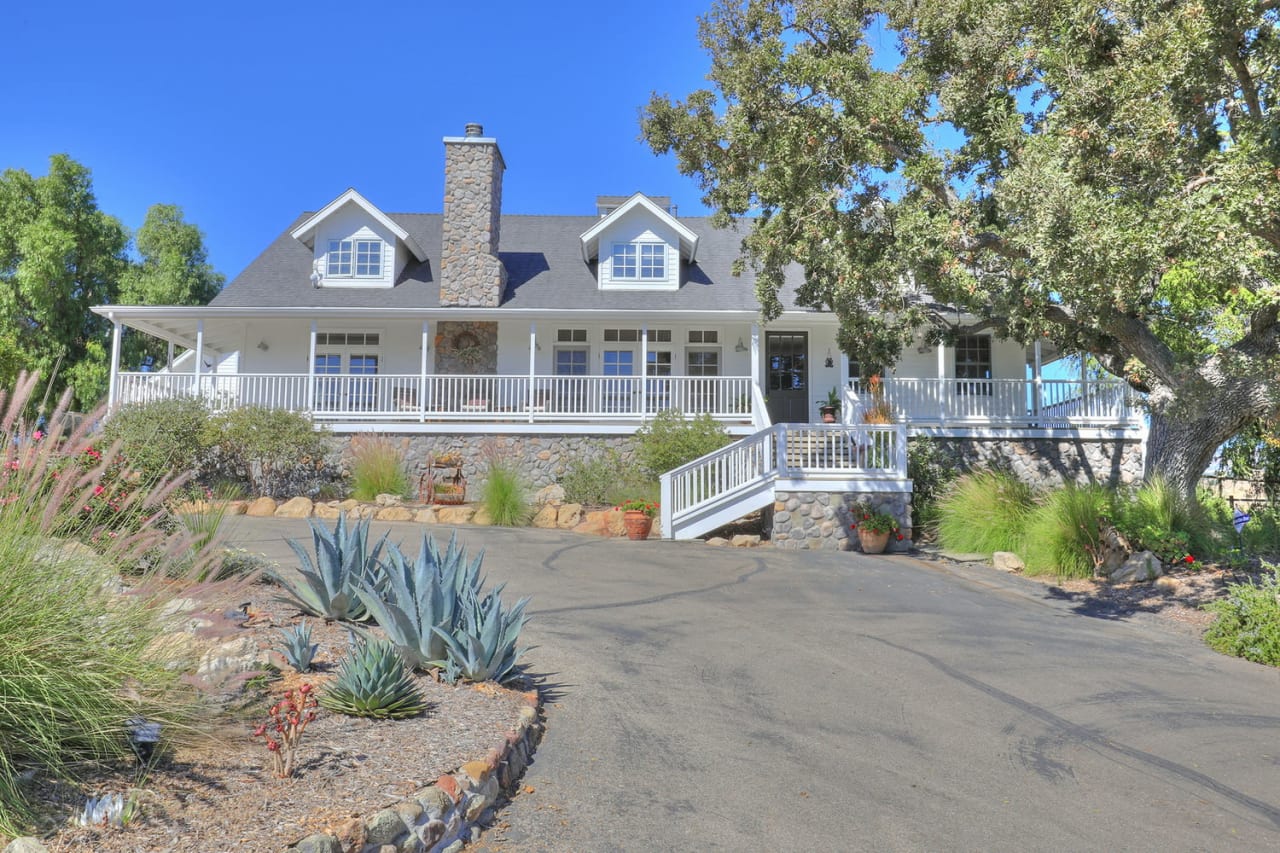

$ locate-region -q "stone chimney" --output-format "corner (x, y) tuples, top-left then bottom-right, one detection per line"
(440, 123), (507, 307)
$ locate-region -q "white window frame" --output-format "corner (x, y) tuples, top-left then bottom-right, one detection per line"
(605, 241), (673, 288)
(326, 238), (384, 280)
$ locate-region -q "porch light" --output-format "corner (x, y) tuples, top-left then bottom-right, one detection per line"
(257, 340), (269, 351)
(310, 270), (323, 288)
(735, 337), (748, 353)
(824, 349), (834, 368)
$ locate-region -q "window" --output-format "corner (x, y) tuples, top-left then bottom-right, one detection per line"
(554, 348), (588, 375)
(688, 330), (719, 344)
(687, 349), (721, 377)
(326, 239), (382, 277)
(557, 329), (587, 343)
(646, 351), (673, 376)
(315, 332), (380, 347)
(955, 335), (992, 395)
(611, 243), (665, 280)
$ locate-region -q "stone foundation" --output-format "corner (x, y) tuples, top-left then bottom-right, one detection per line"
(772, 489), (913, 551)
(928, 434), (1144, 490)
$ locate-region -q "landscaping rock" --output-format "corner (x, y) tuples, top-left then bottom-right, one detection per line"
(313, 502), (340, 520)
(531, 503), (558, 529)
(992, 551), (1025, 572)
(731, 534), (761, 547)
(223, 500), (248, 516)
(275, 497), (314, 518)
(374, 506), (415, 522)
(375, 493), (403, 506)
(1110, 550), (1163, 583)
(414, 507), (438, 524)
(364, 808), (408, 845)
(416, 785), (454, 818)
(436, 505), (476, 525)
(471, 506), (493, 526)
(1154, 575), (1180, 592)
(197, 635), (268, 679)
(337, 499), (361, 513)
(705, 537), (730, 547)
(556, 503), (583, 528)
(4, 837), (50, 853)
(245, 497), (278, 517)
(289, 835), (342, 853)
(533, 483), (565, 506)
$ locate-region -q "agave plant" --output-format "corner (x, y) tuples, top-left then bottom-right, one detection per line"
(432, 584), (531, 685)
(353, 532), (485, 671)
(318, 636), (425, 719)
(273, 513), (387, 621)
(276, 619), (318, 672)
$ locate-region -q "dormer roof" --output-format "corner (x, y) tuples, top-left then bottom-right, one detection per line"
(578, 192), (699, 264)
(289, 188), (428, 262)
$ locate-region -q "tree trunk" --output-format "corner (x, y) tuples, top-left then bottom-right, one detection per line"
(1144, 400), (1255, 501)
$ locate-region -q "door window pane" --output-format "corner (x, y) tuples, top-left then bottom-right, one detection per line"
(554, 348), (587, 376)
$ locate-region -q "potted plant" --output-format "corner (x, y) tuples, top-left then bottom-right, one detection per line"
(849, 504), (902, 554)
(818, 386), (842, 423)
(614, 498), (659, 540)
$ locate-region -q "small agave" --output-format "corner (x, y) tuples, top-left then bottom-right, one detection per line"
(78, 792), (128, 827)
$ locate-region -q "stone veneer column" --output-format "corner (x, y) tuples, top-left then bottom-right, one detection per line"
(441, 123), (507, 307)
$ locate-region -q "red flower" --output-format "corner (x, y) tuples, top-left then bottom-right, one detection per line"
(896, 534), (904, 541)
(298, 683), (312, 695)
(266, 739), (280, 752)
(849, 523), (857, 530)
(253, 724), (266, 737)
(93, 485), (105, 496)
(1184, 554), (1195, 564)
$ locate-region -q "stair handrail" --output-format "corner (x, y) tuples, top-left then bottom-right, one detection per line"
(660, 423), (782, 538)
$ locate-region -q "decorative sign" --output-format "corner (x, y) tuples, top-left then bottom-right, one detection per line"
(1233, 509), (1251, 534)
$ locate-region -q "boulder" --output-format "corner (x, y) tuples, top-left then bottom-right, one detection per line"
(731, 534), (761, 547)
(555, 503), (583, 529)
(374, 506), (415, 522)
(415, 507), (438, 524)
(436, 505), (476, 526)
(223, 500), (248, 516)
(992, 551), (1025, 572)
(244, 497), (278, 517)
(336, 499), (360, 513)
(471, 506), (493, 526)
(574, 509), (626, 537)
(274, 497), (314, 519)
(531, 504), (559, 529)
(313, 502), (340, 520)
(1110, 550), (1163, 583)
(4, 840), (51, 853)
(375, 493), (403, 507)
(533, 484), (566, 506)
(705, 537), (730, 547)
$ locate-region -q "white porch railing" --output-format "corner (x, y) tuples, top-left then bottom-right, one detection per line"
(113, 372), (755, 423)
(846, 377), (1140, 428)
(660, 422), (908, 539)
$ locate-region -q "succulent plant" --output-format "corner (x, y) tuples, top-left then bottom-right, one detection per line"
(78, 792), (136, 827)
(274, 513), (387, 621)
(318, 636), (425, 719)
(276, 619), (318, 672)
(353, 532), (485, 671)
(432, 584), (531, 685)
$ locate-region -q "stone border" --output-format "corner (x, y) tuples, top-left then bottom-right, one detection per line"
(285, 692), (543, 853)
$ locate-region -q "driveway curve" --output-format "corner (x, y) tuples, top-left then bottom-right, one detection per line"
(228, 517), (1280, 851)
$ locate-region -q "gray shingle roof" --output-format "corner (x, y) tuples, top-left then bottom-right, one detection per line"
(211, 212), (813, 313)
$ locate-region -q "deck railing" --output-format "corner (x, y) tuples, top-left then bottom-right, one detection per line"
(113, 372), (754, 422)
(846, 377), (1140, 428)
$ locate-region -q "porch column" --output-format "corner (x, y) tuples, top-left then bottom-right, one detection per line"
(166, 340), (174, 370)
(527, 322), (537, 423)
(1032, 340), (1043, 424)
(1080, 355), (1090, 417)
(750, 323), (761, 423)
(640, 322), (649, 420)
(106, 313), (122, 411)
(194, 319), (205, 398)
(936, 339), (947, 426)
(419, 321), (429, 424)
(307, 321), (317, 412)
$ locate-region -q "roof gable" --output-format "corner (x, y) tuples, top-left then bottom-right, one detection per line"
(289, 188), (427, 262)
(579, 193), (699, 264)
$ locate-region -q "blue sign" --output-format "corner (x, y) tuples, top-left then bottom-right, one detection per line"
(1233, 509), (1251, 534)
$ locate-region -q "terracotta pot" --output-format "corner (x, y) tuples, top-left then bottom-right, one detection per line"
(623, 510), (653, 540)
(819, 405), (838, 423)
(857, 527), (891, 554)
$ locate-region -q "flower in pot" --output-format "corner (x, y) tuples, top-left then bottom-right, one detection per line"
(849, 504), (902, 554)
(818, 386), (842, 423)
(614, 498), (658, 540)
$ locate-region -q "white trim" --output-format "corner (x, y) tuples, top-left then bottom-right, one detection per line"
(290, 188), (427, 262)
(909, 426), (1141, 439)
(775, 477), (913, 493)
(579, 193), (699, 263)
(319, 421), (760, 436)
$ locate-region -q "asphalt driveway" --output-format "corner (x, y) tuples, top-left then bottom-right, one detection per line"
(227, 516), (1280, 851)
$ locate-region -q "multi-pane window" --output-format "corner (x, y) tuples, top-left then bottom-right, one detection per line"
(554, 348), (588, 375)
(315, 332), (380, 347)
(557, 329), (587, 343)
(688, 330), (719, 344)
(611, 243), (666, 280)
(326, 239), (382, 277)
(955, 334), (992, 395)
(646, 351), (672, 376)
(604, 329), (671, 342)
(687, 349), (721, 377)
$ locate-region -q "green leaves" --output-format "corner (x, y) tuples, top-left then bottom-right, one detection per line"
(318, 636), (425, 720)
(276, 513), (386, 622)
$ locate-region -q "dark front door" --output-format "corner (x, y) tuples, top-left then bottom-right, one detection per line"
(765, 331), (809, 423)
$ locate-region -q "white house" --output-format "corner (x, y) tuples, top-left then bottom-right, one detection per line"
(92, 124), (1144, 547)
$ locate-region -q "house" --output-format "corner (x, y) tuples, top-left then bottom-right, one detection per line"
(92, 124), (1145, 547)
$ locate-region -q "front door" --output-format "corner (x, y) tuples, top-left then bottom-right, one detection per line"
(765, 331), (809, 423)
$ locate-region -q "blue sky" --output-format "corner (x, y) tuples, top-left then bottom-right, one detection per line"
(1, 1), (720, 282)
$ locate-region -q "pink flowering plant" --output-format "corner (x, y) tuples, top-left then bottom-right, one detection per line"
(614, 498), (659, 518)
(252, 684), (319, 779)
(849, 504), (901, 538)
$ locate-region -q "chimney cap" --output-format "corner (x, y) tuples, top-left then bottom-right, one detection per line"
(464, 122), (484, 137)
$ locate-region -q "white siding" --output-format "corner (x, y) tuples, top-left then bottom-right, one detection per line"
(312, 202), (397, 288)
(596, 207), (680, 291)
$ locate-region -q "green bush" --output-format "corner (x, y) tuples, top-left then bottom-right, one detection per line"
(202, 406), (330, 496)
(935, 470), (1034, 555)
(1112, 477), (1210, 562)
(907, 437), (958, 533)
(349, 436), (408, 501)
(1204, 564), (1280, 666)
(482, 461), (531, 526)
(634, 409), (730, 479)
(101, 396), (213, 486)
(0, 378), (204, 835)
(560, 447), (649, 506)
(1020, 483), (1111, 579)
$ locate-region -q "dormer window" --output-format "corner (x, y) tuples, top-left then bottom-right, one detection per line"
(611, 243), (666, 281)
(327, 239), (382, 278)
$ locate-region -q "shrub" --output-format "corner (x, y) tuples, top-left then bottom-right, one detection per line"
(935, 470), (1034, 555)
(1020, 483), (1111, 579)
(482, 461), (531, 526)
(349, 435), (408, 501)
(1113, 477), (1208, 563)
(634, 409), (730, 479)
(101, 396), (212, 486)
(561, 448), (623, 505)
(202, 407), (330, 497)
(907, 437), (958, 533)
(0, 375), (206, 836)
(1203, 564), (1280, 666)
